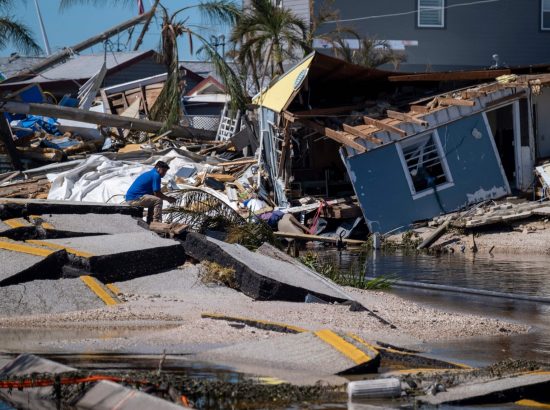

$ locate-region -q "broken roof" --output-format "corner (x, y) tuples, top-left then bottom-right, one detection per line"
(254, 52), (399, 113)
(1, 50), (159, 86)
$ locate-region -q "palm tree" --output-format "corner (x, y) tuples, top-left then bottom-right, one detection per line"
(231, 0), (310, 89)
(60, 0), (241, 129)
(335, 37), (406, 69)
(0, 0), (41, 54)
(148, 1), (240, 129)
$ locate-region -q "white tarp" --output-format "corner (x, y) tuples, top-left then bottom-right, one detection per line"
(47, 150), (207, 203)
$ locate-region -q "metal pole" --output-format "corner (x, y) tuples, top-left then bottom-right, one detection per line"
(33, 0), (52, 56)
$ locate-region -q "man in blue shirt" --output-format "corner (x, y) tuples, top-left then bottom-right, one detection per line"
(125, 161), (176, 224)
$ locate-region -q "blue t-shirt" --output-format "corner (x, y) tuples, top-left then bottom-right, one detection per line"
(126, 168), (162, 201)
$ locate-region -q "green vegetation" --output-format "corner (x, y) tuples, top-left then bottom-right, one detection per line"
(200, 261), (237, 288)
(299, 252), (396, 290)
(0, 1), (41, 54)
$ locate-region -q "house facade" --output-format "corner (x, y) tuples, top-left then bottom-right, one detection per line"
(279, 0), (550, 71)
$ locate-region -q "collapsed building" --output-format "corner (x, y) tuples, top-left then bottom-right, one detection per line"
(255, 52), (550, 233)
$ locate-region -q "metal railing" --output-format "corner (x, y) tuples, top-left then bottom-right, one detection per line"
(181, 115), (220, 131)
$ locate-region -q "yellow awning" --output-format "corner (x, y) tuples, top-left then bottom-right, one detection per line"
(253, 54), (314, 113)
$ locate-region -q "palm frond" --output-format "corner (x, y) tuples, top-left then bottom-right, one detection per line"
(59, 0), (135, 10)
(0, 17), (41, 55)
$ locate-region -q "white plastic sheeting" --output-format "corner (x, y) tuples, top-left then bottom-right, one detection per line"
(47, 150), (206, 203)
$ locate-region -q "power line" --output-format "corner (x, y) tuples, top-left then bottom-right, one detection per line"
(322, 0), (504, 24)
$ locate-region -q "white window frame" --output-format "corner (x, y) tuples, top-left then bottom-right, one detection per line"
(542, 0), (550, 30)
(396, 130), (454, 200)
(418, 0), (445, 28)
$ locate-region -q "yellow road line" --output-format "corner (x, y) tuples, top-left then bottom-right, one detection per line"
(3, 218), (31, 229)
(80, 276), (118, 306)
(26, 240), (94, 258)
(314, 329), (373, 365)
(0, 238), (55, 257)
(347, 333), (380, 356)
(41, 222), (55, 230)
(201, 312), (308, 333)
(106, 283), (121, 295)
(376, 344), (472, 370)
(516, 400), (550, 409)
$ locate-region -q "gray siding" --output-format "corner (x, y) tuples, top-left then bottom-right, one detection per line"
(314, 0), (550, 70)
(104, 57), (167, 88)
(243, 0), (310, 25)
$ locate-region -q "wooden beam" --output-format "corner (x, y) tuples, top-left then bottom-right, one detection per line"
(216, 158), (257, 167)
(363, 116), (407, 137)
(294, 117), (367, 152)
(342, 124), (383, 144)
(410, 105), (429, 114)
(0, 115), (22, 170)
(386, 110), (428, 127)
(438, 98), (475, 107)
(388, 69), (510, 82)
(0, 101), (215, 141)
(274, 231), (366, 245)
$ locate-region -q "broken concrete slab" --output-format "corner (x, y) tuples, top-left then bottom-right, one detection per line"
(0, 219), (37, 240)
(32, 213), (148, 236)
(197, 329), (379, 376)
(74, 380), (188, 410)
(29, 231), (185, 282)
(182, 232), (351, 303)
(0, 198), (142, 219)
(0, 277), (109, 316)
(0, 240), (66, 286)
(417, 371), (550, 406)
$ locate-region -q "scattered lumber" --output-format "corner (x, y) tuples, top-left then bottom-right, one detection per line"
(438, 98), (475, 107)
(0, 101), (215, 141)
(386, 110), (428, 127)
(363, 116), (407, 137)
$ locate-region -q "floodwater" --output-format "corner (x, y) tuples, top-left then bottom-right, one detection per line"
(2, 251), (550, 409)
(320, 249), (550, 367)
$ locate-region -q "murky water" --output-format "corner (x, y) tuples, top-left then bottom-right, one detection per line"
(2, 251), (550, 409)
(319, 249), (550, 366)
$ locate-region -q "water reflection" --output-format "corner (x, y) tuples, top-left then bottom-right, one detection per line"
(316, 249), (550, 365)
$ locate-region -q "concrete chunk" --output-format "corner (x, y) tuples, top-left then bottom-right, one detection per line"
(183, 233), (351, 302)
(417, 372), (550, 405)
(32, 232), (185, 282)
(35, 213), (147, 235)
(198, 330), (379, 375)
(0, 277), (106, 316)
(75, 380), (187, 410)
(0, 246), (65, 286)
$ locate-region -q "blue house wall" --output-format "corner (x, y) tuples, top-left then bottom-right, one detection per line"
(343, 113), (510, 233)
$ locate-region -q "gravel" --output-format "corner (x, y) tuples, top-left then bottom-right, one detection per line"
(0, 264), (529, 355)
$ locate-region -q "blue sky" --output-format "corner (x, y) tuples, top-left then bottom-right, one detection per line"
(2, 0), (234, 59)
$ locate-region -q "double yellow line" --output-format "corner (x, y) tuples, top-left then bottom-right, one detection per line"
(80, 276), (121, 306)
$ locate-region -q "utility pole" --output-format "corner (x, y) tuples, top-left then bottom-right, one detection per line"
(33, 0), (52, 56)
(133, 0), (160, 51)
(12, 9), (154, 81)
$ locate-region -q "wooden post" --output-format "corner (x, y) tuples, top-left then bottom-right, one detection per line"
(0, 115), (22, 170)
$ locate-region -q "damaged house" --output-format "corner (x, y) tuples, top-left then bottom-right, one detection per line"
(257, 52), (550, 233)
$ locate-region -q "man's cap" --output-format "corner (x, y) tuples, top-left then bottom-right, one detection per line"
(155, 160), (170, 170)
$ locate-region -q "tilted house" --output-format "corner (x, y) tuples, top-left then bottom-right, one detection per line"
(256, 52), (550, 233)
